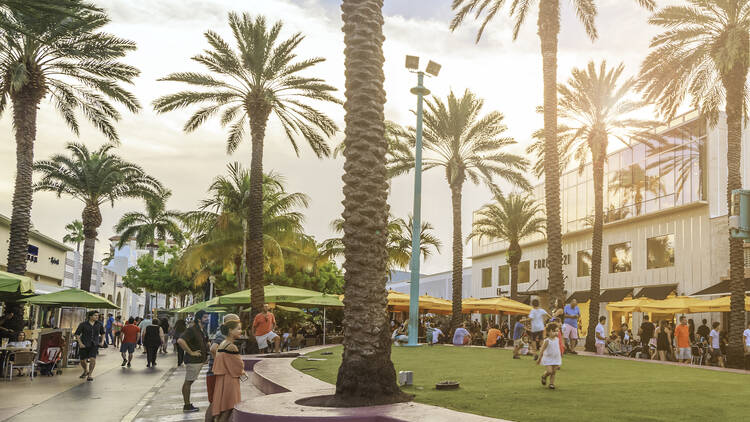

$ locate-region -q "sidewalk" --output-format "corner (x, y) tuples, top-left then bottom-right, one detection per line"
(2, 345), (176, 422)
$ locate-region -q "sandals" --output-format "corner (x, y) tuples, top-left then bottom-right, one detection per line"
(549, 384), (555, 390)
(86, 376), (93, 381)
(79, 372), (88, 379)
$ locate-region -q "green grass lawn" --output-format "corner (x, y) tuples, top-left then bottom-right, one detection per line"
(292, 345), (749, 422)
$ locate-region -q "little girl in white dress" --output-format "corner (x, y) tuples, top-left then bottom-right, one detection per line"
(537, 322), (562, 390)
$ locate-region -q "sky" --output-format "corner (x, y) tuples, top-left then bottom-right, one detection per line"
(0, 0), (671, 274)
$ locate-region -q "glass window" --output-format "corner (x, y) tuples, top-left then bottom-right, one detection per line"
(647, 234), (675, 269)
(519, 261), (530, 284)
(481, 268), (492, 288)
(577, 250), (592, 277)
(498, 265), (509, 286)
(609, 242), (632, 273)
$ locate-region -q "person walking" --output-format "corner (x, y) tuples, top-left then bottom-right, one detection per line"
(211, 319), (245, 422)
(252, 304), (280, 353)
(144, 321), (164, 367)
(120, 317), (139, 368)
(537, 322), (562, 390)
(562, 299), (581, 354)
(528, 299), (549, 359)
(105, 313), (114, 345)
(159, 318), (170, 354)
(638, 315), (655, 353)
(709, 321), (724, 368)
(206, 314), (241, 422)
(674, 316), (692, 364)
(113, 315), (124, 349)
(178, 310), (209, 413)
(654, 320), (672, 361)
(174, 318), (187, 367)
(139, 314), (153, 354)
(512, 318), (526, 359)
(74, 310), (105, 381)
(696, 319), (710, 342)
(595, 316), (607, 355)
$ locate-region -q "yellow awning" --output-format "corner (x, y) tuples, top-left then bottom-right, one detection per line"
(639, 296), (705, 314)
(605, 298), (657, 312)
(461, 297), (532, 315)
(688, 296), (750, 313)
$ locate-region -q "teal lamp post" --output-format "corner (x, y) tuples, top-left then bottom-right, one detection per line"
(405, 55), (441, 346)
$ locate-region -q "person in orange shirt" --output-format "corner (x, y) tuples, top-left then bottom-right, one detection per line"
(673, 315), (692, 364)
(252, 304), (280, 353)
(486, 323), (502, 347)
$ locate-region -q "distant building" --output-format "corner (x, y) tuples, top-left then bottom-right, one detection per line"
(63, 251), (133, 319)
(386, 268), (473, 300)
(0, 213), (71, 293)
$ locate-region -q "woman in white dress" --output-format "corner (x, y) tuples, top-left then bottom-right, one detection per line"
(537, 322), (562, 390)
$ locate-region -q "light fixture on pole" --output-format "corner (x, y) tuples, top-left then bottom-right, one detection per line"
(405, 55), (440, 347)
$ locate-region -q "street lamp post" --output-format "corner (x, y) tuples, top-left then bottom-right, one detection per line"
(405, 56), (440, 346)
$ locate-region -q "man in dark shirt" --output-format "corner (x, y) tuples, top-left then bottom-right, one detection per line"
(74, 310), (105, 381)
(638, 315), (655, 352)
(177, 310), (209, 413)
(696, 319), (710, 341)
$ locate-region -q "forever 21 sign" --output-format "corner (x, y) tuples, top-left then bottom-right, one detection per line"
(533, 254), (570, 269)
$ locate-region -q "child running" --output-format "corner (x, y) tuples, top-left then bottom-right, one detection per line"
(537, 322), (562, 390)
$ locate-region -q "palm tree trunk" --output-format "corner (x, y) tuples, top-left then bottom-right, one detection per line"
(80, 204), (102, 292)
(6, 91), (43, 275)
(450, 183), (464, 332)
(241, 218), (248, 291)
(722, 55), (748, 368)
(248, 106), (270, 318)
(585, 150), (605, 352)
(509, 247), (520, 326)
(538, 0), (563, 304)
(336, 0), (403, 403)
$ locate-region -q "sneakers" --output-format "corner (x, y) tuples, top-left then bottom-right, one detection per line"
(183, 404), (199, 413)
(121, 359), (127, 367)
(127, 362), (131, 368)
(541, 375), (547, 386)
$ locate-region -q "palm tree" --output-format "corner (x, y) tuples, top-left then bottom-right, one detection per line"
(388, 89), (529, 330)
(63, 220), (85, 252)
(639, 0), (750, 368)
(323, 215), (442, 274)
(114, 188), (185, 255)
(450, 0), (655, 306)
(34, 143), (160, 291)
(153, 13), (339, 316)
(0, 6), (139, 277)
(557, 60), (659, 352)
(469, 192), (545, 302)
(337, 0), (402, 402)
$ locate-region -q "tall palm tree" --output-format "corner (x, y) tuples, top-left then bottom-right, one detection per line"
(450, 0), (654, 305)
(153, 13), (339, 316)
(34, 143), (160, 291)
(323, 215), (442, 274)
(557, 60), (658, 352)
(388, 89), (529, 330)
(639, 0), (750, 368)
(469, 192), (545, 302)
(63, 219), (85, 253)
(337, 0), (402, 402)
(114, 188), (185, 255)
(0, 6), (139, 277)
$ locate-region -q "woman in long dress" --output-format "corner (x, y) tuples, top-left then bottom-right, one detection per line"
(212, 320), (245, 422)
(143, 323), (164, 368)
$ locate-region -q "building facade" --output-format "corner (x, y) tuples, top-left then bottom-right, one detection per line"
(387, 268), (473, 300)
(0, 213), (71, 293)
(63, 251), (133, 319)
(470, 110), (749, 330)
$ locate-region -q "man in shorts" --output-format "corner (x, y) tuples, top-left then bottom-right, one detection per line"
(178, 310), (209, 413)
(74, 310), (105, 381)
(120, 317), (140, 367)
(562, 299), (581, 354)
(673, 316), (692, 364)
(528, 299), (549, 359)
(253, 304), (280, 353)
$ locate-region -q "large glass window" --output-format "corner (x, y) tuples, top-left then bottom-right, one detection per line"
(577, 250), (592, 277)
(609, 242), (632, 273)
(498, 265), (509, 286)
(519, 261), (530, 284)
(481, 268), (492, 288)
(647, 234), (675, 269)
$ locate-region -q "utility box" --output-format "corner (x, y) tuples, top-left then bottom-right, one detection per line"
(729, 189), (750, 240)
(398, 370), (413, 386)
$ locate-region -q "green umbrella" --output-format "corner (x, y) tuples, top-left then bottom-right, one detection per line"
(0, 270), (34, 295)
(287, 294), (343, 308)
(175, 297), (224, 313)
(20, 288), (118, 309)
(216, 284), (325, 306)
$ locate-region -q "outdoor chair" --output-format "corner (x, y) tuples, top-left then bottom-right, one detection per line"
(288, 335), (303, 351)
(6, 351), (35, 381)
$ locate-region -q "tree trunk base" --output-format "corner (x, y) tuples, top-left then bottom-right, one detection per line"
(332, 355), (411, 406)
(300, 392), (412, 408)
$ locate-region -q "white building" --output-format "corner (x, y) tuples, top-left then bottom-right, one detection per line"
(386, 268), (473, 300)
(63, 251), (134, 319)
(470, 110), (750, 332)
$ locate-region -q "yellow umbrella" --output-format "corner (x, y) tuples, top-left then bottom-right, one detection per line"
(388, 293), (453, 315)
(639, 296), (705, 314)
(606, 298), (657, 312)
(688, 296), (750, 313)
(461, 297), (531, 315)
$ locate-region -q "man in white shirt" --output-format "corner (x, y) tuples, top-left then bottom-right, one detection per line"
(452, 323), (471, 346)
(595, 316), (607, 355)
(528, 299), (549, 359)
(431, 326), (444, 345)
(709, 321), (724, 368)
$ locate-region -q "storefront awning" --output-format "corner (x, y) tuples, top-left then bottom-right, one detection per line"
(567, 290), (591, 303)
(599, 288), (633, 303)
(692, 279), (750, 296)
(634, 284), (677, 300)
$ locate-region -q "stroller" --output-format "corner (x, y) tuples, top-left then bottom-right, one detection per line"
(36, 330), (64, 376)
(606, 340), (629, 357)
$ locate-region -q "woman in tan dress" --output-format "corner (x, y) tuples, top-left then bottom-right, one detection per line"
(212, 320), (245, 421)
